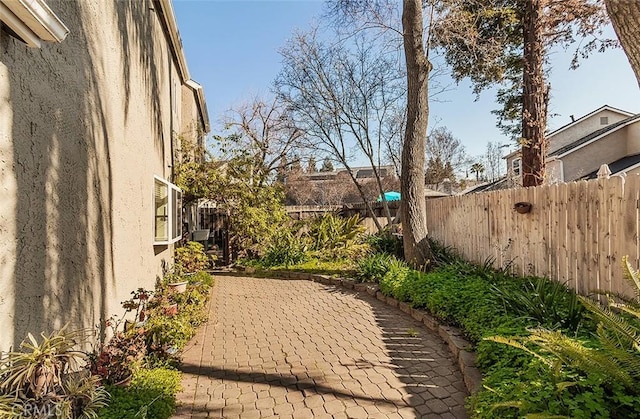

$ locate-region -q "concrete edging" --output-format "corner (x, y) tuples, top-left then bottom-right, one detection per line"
(213, 269), (483, 394)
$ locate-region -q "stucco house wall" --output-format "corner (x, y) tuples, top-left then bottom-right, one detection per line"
(560, 128), (628, 181)
(0, 0), (205, 352)
(548, 109), (631, 154)
(626, 121), (640, 155)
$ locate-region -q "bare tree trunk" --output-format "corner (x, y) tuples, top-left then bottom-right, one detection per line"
(521, 0), (548, 187)
(401, 0), (432, 268)
(605, 0), (640, 88)
(371, 168), (394, 226)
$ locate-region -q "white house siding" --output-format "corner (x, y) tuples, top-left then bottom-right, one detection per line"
(0, 0), (197, 351)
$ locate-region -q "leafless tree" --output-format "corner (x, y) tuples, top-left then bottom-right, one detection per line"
(325, 0), (444, 267)
(425, 126), (470, 183)
(276, 28), (405, 230)
(221, 96), (304, 186)
(484, 141), (505, 182)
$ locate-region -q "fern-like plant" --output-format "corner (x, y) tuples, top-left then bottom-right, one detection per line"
(486, 256), (640, 417)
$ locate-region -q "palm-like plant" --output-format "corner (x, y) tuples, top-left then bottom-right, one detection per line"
(307, 214), (366, 251)
(470, 162), (485, 181)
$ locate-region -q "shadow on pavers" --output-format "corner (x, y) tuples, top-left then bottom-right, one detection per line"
(179, 362), (397, 406)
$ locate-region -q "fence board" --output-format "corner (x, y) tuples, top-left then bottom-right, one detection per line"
(424, 176), (639, 298)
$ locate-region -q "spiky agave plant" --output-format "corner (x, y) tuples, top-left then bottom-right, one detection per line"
(0, 327), (108, 418)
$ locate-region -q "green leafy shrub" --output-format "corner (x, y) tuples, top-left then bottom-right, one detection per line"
(492, 276), (586, 331)
(262, 227), (308, 268)
(355, 253), (393, 283)
(378, 257), (411, 300)
(174, 241), (210, 273)
(186, 271), (214, 287)
(365, 230), (402, 257)
(98, 367), (180, 419)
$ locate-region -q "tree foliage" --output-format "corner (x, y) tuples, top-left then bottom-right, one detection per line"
(320, 157), (334, 172)
(434, 0), (612, 186)
(424, 126), (468, 184)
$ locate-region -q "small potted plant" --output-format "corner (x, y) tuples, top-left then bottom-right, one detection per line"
(167, 281), (188, 294)
(164, 270), (189, 294)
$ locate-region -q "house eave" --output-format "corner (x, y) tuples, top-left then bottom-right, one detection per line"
(0, 0), (69, 47)
(155, 0), (190, 82)
(186, 79), (210, 133)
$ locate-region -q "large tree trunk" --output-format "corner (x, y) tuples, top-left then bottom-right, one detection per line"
(521, 0), (548, 187)
(401, 0), (432, 268)
(605, 0), (640, 88)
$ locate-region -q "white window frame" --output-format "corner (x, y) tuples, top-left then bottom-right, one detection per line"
(153, 176), (182, 245)
(512, 158), (522, 176)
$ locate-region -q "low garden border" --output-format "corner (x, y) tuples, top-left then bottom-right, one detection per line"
(214, 269), (483, 395)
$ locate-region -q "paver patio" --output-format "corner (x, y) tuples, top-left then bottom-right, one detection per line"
(174, 275), (469, 418)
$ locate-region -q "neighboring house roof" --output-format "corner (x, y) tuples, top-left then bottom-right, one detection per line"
(548, 113), (640, 158)
(296, 165), (396, 181)
(546, 105), (635, 138)
(461, 177), (509, 194)
(425, 188), (449, 198)
(582, 154), (640, 180)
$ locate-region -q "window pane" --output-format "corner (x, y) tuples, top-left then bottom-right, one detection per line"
(155, 179), (169, 242)
(171, 187), (182, 241)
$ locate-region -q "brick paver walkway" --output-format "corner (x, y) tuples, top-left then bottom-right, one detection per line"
(174, 276), (468, 418)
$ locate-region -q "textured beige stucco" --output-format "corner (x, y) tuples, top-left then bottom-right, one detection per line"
(625, 121), (640, 155)
(562, 128), (628, 181)
(0, 0), (201, 352)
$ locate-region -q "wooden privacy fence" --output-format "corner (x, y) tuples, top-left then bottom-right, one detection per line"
(425, 174), (640, 298)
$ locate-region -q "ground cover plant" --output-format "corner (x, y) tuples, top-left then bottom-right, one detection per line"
(92, 268), (214, 418)
(97, 367), (181, 419)
(370, 242), (640, 418)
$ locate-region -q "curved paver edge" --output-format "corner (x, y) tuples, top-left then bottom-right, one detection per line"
(212, 268), (483, 395)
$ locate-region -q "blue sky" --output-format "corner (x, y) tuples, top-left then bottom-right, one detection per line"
(173, 0), (640, 162)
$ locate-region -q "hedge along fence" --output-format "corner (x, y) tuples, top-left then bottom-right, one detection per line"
(425, 173), (640, 298)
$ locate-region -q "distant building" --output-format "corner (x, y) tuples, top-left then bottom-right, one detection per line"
(284, 165), (399, 206)
(504, 105), (640, 185)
